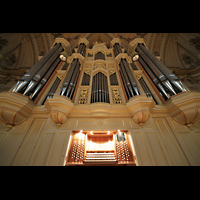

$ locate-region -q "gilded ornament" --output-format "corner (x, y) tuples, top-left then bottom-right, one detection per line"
(78, 89), (88, 104)
(112, 89), (122, 104)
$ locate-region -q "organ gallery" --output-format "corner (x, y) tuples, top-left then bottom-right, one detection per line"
(0, 33), (200, 166)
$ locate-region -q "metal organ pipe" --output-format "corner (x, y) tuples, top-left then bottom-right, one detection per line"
(138, 44), (187, 93)
(29, 56), (61, 100)
(137, 45), (176, 95)
(65, 60), (80, 97)
(59, 59), (81, 100)
(91, 72), (109, 103)
(113, 45), (117, 57)
(23, 45), (63, 96)
(119, 62), (131, 99)
(120, 60), (134, 97)
(116, 43), (122, 54)
(77, 43), (86, 56)
(136, 43), (187, 100)
(68, 63), (80, 99)
(138, 55), (170, 99)
(12, 43), (62, 94)
(122, 59), (140, 96)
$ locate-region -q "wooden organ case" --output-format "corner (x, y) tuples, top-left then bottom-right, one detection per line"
(65, 130), (136, 166)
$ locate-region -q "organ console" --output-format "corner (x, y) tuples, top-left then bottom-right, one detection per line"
(65, 130), (136, 166)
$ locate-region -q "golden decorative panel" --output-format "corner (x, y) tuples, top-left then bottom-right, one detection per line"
(78, 89), (88, 104)
(93, 62), (107, 70)
(112, 88), (122, 104)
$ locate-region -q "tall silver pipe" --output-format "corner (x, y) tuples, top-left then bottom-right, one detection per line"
(59, 59), (78, 96)
(30, 57), (61, 99)
(68, 62), (81, 99)
(23, 45), (63, 96)
(66, 60), (80, 97)
(13, 43), (61, 93)
(139, 44), (187, 93)
(122, 59), (140, 95)
(119, 62), (131, 99)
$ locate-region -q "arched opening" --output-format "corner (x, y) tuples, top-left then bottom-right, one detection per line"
(94, 52), (105, 60)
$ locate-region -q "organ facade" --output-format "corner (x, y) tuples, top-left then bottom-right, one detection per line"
(0, 37), (200, 166)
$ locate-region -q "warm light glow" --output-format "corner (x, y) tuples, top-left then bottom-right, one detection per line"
(90, 131), (93, 135)
(107, 131), (110, 134)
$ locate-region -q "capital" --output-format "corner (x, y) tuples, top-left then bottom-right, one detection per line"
(128, 38), (146, 55)
(78, 38), (89, 48)
(110, 38), (122, 47)
(53, 38), (72, 55)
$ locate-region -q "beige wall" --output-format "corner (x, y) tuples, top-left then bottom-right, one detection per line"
(0, 115), (200, 166)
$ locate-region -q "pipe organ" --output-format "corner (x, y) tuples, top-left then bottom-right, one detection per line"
(3, 36), (200, 166)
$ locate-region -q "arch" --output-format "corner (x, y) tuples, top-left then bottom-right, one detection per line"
(92, 68), (107, 77)
(94, 52), (105, 60)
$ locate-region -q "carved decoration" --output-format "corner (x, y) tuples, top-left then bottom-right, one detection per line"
(0, 107), (28, 131)
(132, 110), (151, 128)
(49, 110), (68, 129)
(189, 36), (200, 51)
(172, 106), (200, 129)
(3, 53), (18, 69)
(44, 96), (74, 129)
(0, 92), (33, 131)
(0, 36), (8, 51)
(78, 89), (88, 104)
(167, 92), (200, 130)
(181, 53), (197, 69)
(93, 62), (107, 70)
(112, 88), (122, 104)
(126, 95), (156, 128)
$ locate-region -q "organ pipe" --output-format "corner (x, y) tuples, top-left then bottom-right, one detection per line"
(91, 72), (109, 103)
(12, 43), (62, 94)
(119, 58), (141, 100)
(136, 43), (187, 100)
(113, 43), (122, 57)
(59, 59), (81, 100)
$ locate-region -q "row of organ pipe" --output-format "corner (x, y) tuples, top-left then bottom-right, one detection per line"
(58, 43), (86, 99)
(58, 58), (80, 99)
(136, 43), (187, 100)
(113, 43), (122, 57)
(42, 77), (61, 105)
(12, 43), (63, 100)
(94, 52), (105, 60)
(119, 59), (141, 99)
(113, 43), (141, 100)
(11, 38), (188, 106)
(109, 73), (118, 85)
(81, 73), (90, 85)
(91, 72), (110, 103)
(77, 43), (86, 56)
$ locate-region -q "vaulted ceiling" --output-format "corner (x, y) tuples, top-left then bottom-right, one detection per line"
(0, 33), (200, 92)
